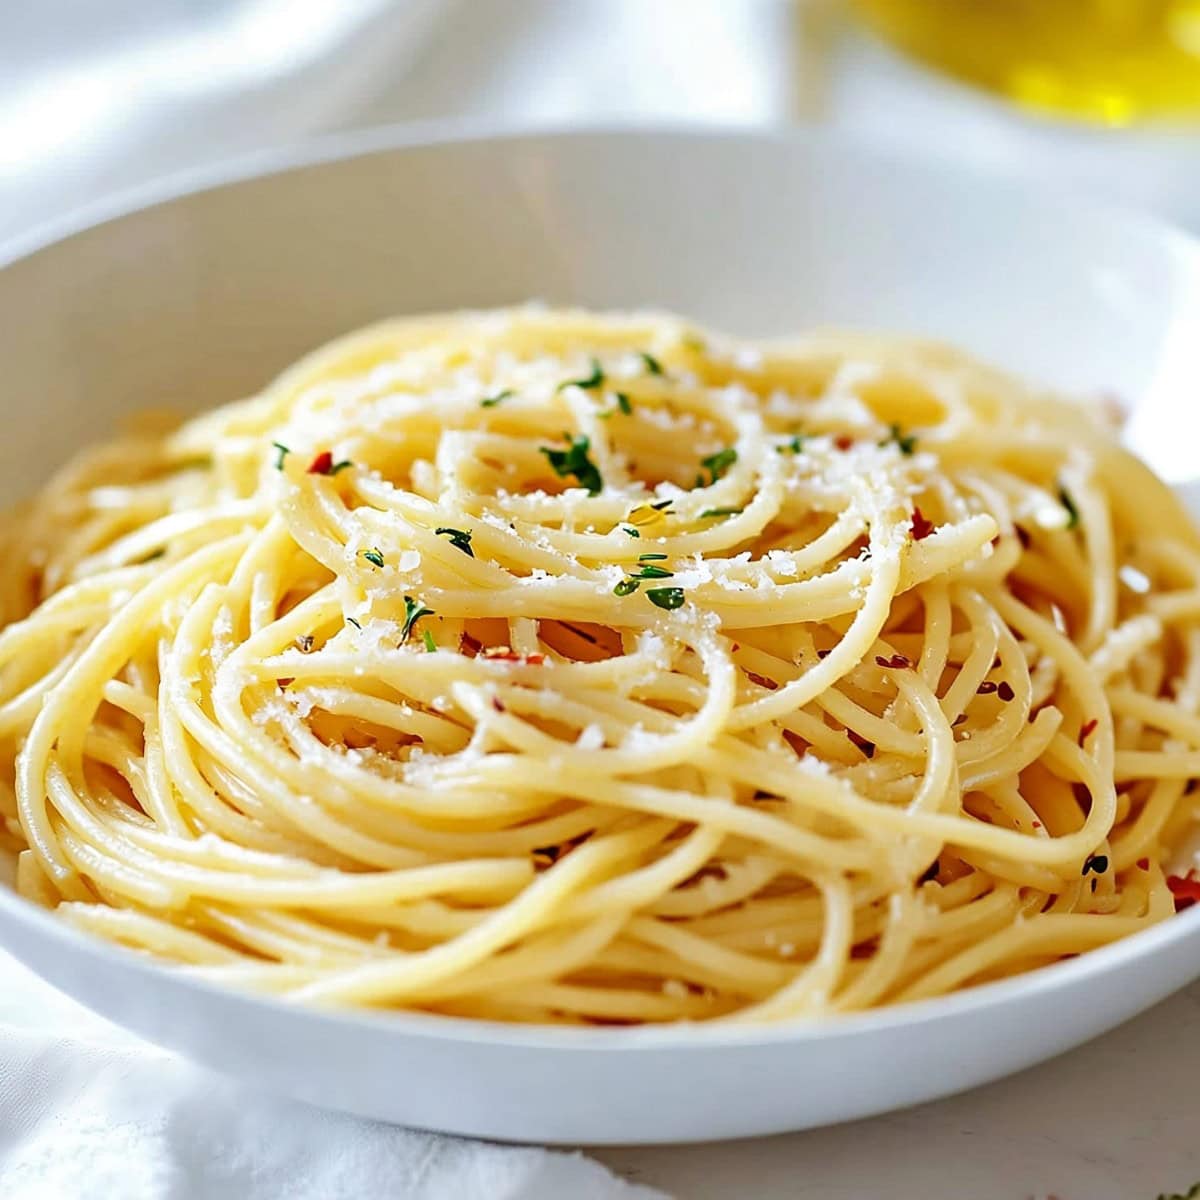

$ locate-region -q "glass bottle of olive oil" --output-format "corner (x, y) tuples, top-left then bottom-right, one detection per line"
(854, 0), (1200, 123)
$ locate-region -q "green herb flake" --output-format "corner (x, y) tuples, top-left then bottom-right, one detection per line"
(435, 527), (474, 558)
(1158, 1183), (1200, 1200)
(650, 499), (674, 512)
(638, 552), (668, 561)
(330, 459), (353, 475)
(481, 389), (513, 408)
(540, 435), (603, 495)
(632, 564), (673, 580)
(362, 548), (385, 568)
(613, 579), (640, 597)
(400, 595), (435, 643)
(422, 629), (437, 653)
(639, 350), (664, 376)
(777, 434), (804, 455)
(701, 507), (743, 518)
(557, 357), (605, 392)
(1059, 484), (1080, 530)
(621, 525), (640, 538)
(271, 442), (290, 470)
(346, 616), (362, 630)
(615, 391), (633, 415)
(646, 586), (685, 611)
(882, 424), (918, 456)
(701, 447), (737, 484)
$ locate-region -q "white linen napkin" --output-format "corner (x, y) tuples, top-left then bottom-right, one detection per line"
(0, 952), (667, 1200)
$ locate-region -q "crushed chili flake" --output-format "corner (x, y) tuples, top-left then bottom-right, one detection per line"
(997, 681), (1015, 703)
(483, 647), (545, 665)
(1167, 871), (1200, 911)
(746, 670), (778, 691)
(1079, 718), (1098, 745)
(875, 653), (912, 670)
(846, 729), (876, 759)
(491, 697), (506, 713)
(307, 450), (334, 475)
(1032, 820), (1042, 829)
(910, 507), (935, 541)
(833, 434), (854, 451)
(977, 681), (999, 695)
(277, 677), (294, 690)
(1137, 857), (1150, 870)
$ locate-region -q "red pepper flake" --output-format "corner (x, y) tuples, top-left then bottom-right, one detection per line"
(746, 670), (779, 691)
(833, 434), (854, 451)
(731, 643), (741, 652)
(1014, 523), (1031, 549)
(846, 729), (876, 759)
(997, 681), (1015, 703)
(491, 697), (506, 713)
(1031, 820), (1042, 829)
(910, 507), (935, 541)
(977, 681), (999, 695)
(875, 653), (912, 670)
(1136, 857), (1150, 870)
(1079, 718), (1098, 745)
(277, 677), (294, 690)
(307, 450), (333, 474)
(1167, 871), (1200, 911)
(482, 647), (545, 665)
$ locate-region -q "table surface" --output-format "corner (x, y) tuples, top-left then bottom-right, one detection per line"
(595, 981), (1200, 1199)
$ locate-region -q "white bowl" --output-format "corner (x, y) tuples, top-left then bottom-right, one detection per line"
(2, 125), (1200, 1146)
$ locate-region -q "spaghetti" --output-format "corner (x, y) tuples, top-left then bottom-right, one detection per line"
(0, 307), (1197, 1023)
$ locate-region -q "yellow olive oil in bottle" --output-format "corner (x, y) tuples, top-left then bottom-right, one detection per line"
(855, 0), (1200, 123)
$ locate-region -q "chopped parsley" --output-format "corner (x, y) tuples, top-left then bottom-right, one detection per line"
(613, 579), (640, 597)
(701, 506), (743, 518)
(1058, 484), (1080, 530)
(422, 629), (437, 653)
(621, 525), (640, 538)
(700, 447), (737, 484)
(557, 358), (605, 392)
(435, 527), (474, 557)
(882, 424), (917, 456)
(631, 564), (673, 580)
(362, 548), (385, 568)
(650, 498), (673, 511)
(540, 435), (603, 495)
(271, 442), (290, 470)
(639, 350), (664, 376)
(777, 434), (804, 455)
(638, 552), (668, 561)
(615, 391), (633, 415)
(400, 595), (435, 643)
(646, 586), (685, 611)
(480, 388), (513, 408)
